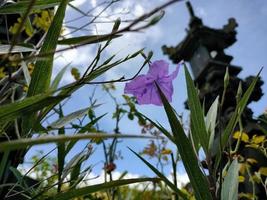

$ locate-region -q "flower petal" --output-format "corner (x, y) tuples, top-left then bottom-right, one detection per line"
(161, 62), (181, 82)
(124, 60), (181, 106)
(148, 60), (169, 78)
(136, 83), (162, 106)
(124, 75), (153, 95)
(158, 81), (173, 102)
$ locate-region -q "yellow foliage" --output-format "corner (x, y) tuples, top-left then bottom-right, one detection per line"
(9, 17), (33, 37)
(33, 10), (54, 32)
(239, 163), (250, 174)
(246, 158), (258, 165)
(249, 174), (261, 184)
(9, 18), (23, 35)
(233, 131), (249, 142)
(161, 148), (172, 155)
(0, 68), (6, 79)
(238, 193), (254, 200)
(259, 167), (267, 176)
(251, 135), (265, 144)
(238, 176), (245, 182)
(71, 67), (81, 81)
(27, 63), (35, 75)
(245, 144), (259, 149)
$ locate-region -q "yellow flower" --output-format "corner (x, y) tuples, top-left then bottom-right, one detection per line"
(259, 167), (267, 176)
(161, 149), (172, 155)
(0, 67), (7, 79)
(238, 193), (254, 200)
(251, 135), (265, 144)
(246, 158), (258, 165)
(233, 131), (249, 142)
(249, 174), (261, 184)
(238, 176), (245, 182)
(71, 67), (80, 81)
(33, 10), (54, 32)
(27, 63), (35, 75)
(239, 163), (250, 174)
(9, 18), (23, 35)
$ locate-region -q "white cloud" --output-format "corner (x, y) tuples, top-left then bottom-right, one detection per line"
(69, 0), (87, 8)
(91, 0), (97, 7)
(53, 44), (94, 84)
(167, 172), (189, 188)
(84, 170), (189, 190)
(196, 7), (207, 17)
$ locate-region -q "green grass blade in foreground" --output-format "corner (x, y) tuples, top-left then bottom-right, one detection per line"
(156, 83), (212, 200)
(52, 178), (158, 200)
(206, 96), (219, 151)
(48, 107), (89, 129)
(0, 0), (66, 14)
(23, 0), (69, 134)
(129, 148), (187, 200)
(214, 69), (262, 169)
(0, 134), (155, 152)
(50, 63), (70, 91)
(27, 0), (69, 97)
(184, 67), (209, 153)
(221, 69), (262, 150)
(221, 159), (239, 200)
(58, 34), (121, 45)
(0, 44), (35, 54)
(0, 94), (65, 123)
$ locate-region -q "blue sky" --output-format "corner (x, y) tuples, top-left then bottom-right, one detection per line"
(24, 0), (267, 183)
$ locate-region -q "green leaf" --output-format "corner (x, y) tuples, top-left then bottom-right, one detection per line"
(214, 69), (262, 169)
(129, 148), (188, 199)
(50, 63), (70, 91)
(221, 70), (262, 149)
(0, 94), (66, 123)
(0, 151), (10, 181)
(0, 45), (35, 54)
(0, 134), (155, 152)
(221, 159), (239, 200)
(79, 113), (107, 133)
(206, 96), (219, 151)
(52, 178), (158, 200)
(156, 83), (212, 200)
(184, 67), (209, 153)
(48, 107), (89, 129)
(21, 59), (31, 86)
(0, 0), (66, 14)
(57, 105), (65, 192)
(61, 151), (88, 181)
(58, 34), (121, 45)
(27, 0), (68, 97)
(149, 10), (165, 25)
(23, 0), (69, 135)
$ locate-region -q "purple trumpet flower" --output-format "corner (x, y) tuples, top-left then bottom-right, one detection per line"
(124, 60), (180, 106)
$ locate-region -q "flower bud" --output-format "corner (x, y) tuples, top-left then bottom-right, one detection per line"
(224, 67), (229, 89)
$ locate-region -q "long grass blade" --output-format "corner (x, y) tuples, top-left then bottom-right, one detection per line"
(52, 178), (158, 200)
(129, 148), (188, 199)
(184, 67), (209, 153)
(156, 83), (212, 200)
(0, 134), (155, 152)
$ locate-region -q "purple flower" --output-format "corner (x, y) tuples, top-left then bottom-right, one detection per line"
(124, 60), (180, 106)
